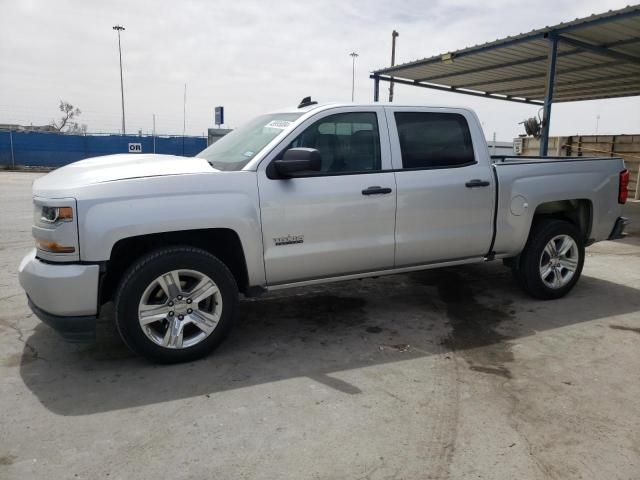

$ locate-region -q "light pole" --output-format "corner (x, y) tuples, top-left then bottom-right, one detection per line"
(349, 52), (359, 102)
(112, 25), (126, 135)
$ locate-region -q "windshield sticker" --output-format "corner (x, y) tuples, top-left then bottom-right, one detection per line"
(243, 151), (255, 157)
(264, 120), (292, 130)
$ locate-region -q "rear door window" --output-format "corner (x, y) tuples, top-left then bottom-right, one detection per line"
(394, 112), (475, 169)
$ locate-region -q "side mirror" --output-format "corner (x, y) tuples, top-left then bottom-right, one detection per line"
(273, 148), (321, 178)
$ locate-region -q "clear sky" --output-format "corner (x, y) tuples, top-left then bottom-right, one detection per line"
(0, 0), (638, 140)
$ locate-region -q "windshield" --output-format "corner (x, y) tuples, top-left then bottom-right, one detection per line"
(197, 113), (303, 171)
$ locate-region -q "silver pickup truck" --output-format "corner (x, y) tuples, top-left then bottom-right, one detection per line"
(18, 102), (629, 363)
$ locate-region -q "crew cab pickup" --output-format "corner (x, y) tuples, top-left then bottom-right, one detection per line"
(18, 102), (629, 363)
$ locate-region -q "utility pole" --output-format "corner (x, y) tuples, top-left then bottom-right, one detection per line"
(389, 30), (399, 102)
(349, 52), (359, 102)
(183, 84), (187, 136)
(112, 25), (126, 135)
(182, 84), (187, 155)
(152, 114), (156, 153)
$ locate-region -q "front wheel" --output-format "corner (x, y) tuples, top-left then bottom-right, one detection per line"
(115, 246), (238, 363)
(514, 219), (585, 300)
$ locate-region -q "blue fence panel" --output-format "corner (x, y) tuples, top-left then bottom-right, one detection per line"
(0, 131), (208, 167)
(0, 131), (12, 166)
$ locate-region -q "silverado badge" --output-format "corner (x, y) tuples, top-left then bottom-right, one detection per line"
(274, 234), (304, 246)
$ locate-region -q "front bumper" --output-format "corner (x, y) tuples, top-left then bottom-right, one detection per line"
(27, 298), (96, 342)
(18, 249), (99, 342)
(608, 216), (630, 240)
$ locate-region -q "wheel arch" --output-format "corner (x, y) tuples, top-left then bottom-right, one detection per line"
(101, 228), (249, 304)
(531, 198), (593, 243)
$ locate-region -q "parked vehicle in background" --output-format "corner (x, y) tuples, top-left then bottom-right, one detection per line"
(19, 101), (629, 363)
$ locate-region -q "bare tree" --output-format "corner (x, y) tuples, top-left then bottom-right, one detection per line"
(50, 101), (87, 134)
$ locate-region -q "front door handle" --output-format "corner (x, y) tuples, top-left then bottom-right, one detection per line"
(465, 179), (490, 188)
(362, 186), (393, 196)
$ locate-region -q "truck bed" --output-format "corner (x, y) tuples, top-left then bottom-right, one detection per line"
(490, 154), (626, 258)
(491, 155), (622, 165)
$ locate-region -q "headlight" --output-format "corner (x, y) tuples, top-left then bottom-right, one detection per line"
(40, 206), (74, 224)
(33, 199), (79, 260)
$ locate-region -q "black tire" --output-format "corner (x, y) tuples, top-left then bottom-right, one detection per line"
(114, 246), (238, 363)
(515, 219), (585, 300)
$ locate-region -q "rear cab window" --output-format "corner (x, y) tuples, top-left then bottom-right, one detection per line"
(394, 112), (475, 169)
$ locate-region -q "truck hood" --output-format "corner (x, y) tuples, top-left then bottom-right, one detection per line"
(34, 154), (215, 193)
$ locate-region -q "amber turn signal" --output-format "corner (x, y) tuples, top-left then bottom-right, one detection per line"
(57, 207), (74, 221)
(36, 239), (75, 253)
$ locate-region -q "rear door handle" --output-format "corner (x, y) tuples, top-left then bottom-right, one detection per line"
(362, 186), (393, 196)
(465, 179), (490, 188)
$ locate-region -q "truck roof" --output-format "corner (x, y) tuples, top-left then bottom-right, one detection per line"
(274, 102), (475, 115)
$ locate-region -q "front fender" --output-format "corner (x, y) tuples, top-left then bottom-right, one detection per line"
(75, 172), (266, 286)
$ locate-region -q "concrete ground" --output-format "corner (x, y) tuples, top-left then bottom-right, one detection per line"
(1, 171), (639, 480)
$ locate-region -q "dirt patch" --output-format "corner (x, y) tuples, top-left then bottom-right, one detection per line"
(412, 269), (515, 378)
(469, 365), (513, 379)
(0, 454), (16, 465)
(610, 325), (640, 334)
(379, 343), (411, 353)
(2, 349), (37, 367)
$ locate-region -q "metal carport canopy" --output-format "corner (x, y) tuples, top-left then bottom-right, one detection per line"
(371, 5), (640, 155)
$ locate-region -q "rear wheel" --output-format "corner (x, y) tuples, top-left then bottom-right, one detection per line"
(115, 246), (238, 363)
(514, 219), (584, 300)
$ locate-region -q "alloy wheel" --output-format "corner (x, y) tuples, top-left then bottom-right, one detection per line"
(539, 234), (579, 289)
(137, 269), (222, 349)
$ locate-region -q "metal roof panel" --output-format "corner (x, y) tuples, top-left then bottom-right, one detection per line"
(373, 5), (640, 104)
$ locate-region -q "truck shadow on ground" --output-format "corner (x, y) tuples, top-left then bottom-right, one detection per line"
(18, 262), (640, 416)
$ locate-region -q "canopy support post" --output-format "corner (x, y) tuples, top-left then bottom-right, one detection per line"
(540, 34), (558, 156)
(373, 74), (380, 102)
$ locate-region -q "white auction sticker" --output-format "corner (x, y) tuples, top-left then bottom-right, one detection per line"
(264, 120), (292, 130)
